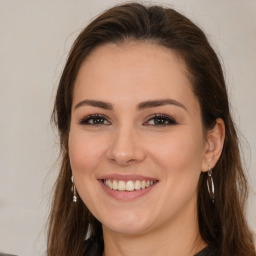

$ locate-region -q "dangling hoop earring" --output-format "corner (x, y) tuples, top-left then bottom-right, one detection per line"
(71, 176), (77, 203)
(207, 167), (215, 203)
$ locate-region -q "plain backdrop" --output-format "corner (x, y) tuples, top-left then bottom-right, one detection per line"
(0, 0), (255, 255)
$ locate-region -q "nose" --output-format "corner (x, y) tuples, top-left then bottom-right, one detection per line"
(105, 125), (146, 166)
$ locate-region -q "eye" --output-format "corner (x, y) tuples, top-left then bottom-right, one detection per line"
(144, 114), (177, 126)
(79, 114), (111, 125)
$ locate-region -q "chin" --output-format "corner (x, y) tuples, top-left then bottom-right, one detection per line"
(103, 222), (151, 236)
(101, 212), (153, 235)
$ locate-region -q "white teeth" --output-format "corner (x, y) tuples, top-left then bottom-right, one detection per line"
(126, 181), (134, 191)
(113, 180), (118, 190)
(118, 181), (126, 191)
(108, 180), (113, 189)
(135, 180), (141, 190)
(104, 179), (156, 191)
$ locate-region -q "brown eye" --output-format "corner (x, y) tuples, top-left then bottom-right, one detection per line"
(79, 114), (111, 125)
(145, 114), (177, 126)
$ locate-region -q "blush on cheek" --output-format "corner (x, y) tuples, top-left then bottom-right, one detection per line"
(153, 133), (203, 177)
(69, 146), (92, 174)
(69, 132), (106, 175)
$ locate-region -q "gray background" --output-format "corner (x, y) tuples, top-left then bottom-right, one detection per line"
(0, 0), (255, 255)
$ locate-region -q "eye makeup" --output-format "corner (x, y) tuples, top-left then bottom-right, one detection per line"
(78, 113), (178, 127)
(79, 114), (111, 125)
(144, 113), (178, 126)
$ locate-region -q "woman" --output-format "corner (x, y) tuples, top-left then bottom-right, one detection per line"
(47, 3), (256, 256)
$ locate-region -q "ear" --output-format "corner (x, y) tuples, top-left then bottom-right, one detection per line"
(201, 118), (225, 172)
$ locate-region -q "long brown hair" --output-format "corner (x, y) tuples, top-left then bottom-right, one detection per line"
(48, 3), (256, 256)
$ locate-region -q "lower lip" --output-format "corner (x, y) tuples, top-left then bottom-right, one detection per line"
(98, 180), (157, 201)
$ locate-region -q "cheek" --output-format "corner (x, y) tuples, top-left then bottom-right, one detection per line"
(148, 131), (204, 215)
(148, 130), (204, 173)
(68, 129), (106, 176)
(68, 128), (108, 214)
(147, 128), (205, 209)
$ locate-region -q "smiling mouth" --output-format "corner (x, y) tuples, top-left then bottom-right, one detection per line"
(102, 179), (158, 191)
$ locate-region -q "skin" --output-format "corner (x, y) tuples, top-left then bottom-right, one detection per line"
(69, 42), (225, 256)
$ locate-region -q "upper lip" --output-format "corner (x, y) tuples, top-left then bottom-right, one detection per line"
(97, 174), (158, 182)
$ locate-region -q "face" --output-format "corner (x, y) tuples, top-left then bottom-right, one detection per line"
(69, 42), (208, 236)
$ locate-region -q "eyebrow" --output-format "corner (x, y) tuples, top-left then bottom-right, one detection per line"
(74, 99), (187, 111)
(137, 99), (187, 111)
(74, 99), (113, 110)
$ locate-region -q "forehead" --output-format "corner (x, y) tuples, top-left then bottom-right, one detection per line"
(73, 42), (197, 110)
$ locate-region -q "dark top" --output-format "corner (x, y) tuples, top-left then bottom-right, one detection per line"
(83, 237), (217, 256)
(194, 245), (217, 256)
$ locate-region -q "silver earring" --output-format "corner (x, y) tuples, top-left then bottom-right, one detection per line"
(207, 167), (215, 203)
(71, 176), (77, 203)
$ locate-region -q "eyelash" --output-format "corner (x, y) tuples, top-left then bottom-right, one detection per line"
(78, 113), (178, 126)
(79, 114), (110, 125)
(145, 114), (177, 126)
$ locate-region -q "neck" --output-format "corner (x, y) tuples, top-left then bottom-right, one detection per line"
(102, 197), (207, 256)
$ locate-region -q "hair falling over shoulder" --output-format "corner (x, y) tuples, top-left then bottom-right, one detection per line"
(47, 2), (256, 256)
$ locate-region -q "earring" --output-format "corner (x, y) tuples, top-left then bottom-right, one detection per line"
(71, 176), (77, 203)
(207, 167), (215, 203)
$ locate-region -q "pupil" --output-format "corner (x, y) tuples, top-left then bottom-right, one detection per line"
(154, 118), (166, 125)
(94, 118), (104, 124)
